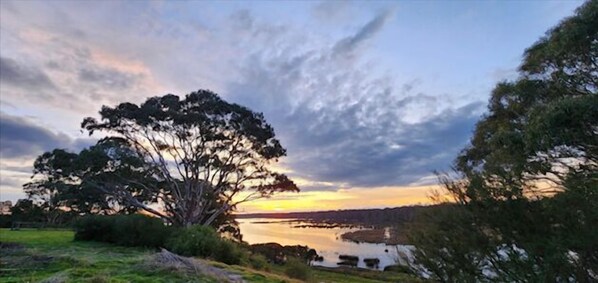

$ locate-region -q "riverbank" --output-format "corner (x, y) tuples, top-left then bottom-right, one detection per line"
(0, 229), (425, 282)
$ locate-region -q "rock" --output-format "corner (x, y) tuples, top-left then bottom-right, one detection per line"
(364, 258), (380, 268)
(338, 255), (359, 262)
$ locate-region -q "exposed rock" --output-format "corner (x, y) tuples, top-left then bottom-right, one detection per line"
(150, 248), (245, 283)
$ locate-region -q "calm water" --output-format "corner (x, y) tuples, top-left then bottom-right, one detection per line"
(238, 218), (414, 270)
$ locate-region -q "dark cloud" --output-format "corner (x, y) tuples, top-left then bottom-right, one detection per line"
(0, 112), (95, 159)
(0, 56), (56, 90)
(288, 102), (482, 187)
(332, 10), (393, 56)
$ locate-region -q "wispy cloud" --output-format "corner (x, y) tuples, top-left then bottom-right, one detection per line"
(332, 9), (394, 56)
(0, 0), (582, 205)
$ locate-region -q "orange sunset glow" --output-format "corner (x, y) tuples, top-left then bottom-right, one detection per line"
(237, 185), (440, 213)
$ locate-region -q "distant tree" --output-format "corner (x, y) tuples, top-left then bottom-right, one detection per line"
(26, 90), (298, 227)
(409, 1), (597, 281)
(25, 139), (155, 216)
(11, 199), (45, 222)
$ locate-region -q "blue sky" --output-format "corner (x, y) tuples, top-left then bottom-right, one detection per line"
(0, 0), (585, 210)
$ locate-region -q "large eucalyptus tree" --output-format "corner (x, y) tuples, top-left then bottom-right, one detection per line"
(26, 90), (298, 227)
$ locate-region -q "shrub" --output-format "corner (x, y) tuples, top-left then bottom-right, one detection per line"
(248, 253), (269, 270)
(74, 214), (172, 247)
(111, 214), (172, 247)
(0, 215), (12, 228)
(213, 240), (244, 265)
(165, 225), (220, 257)
(384, 264), (415, 274)
(74, 215), (115, 243)
(284, 257), (311, 281)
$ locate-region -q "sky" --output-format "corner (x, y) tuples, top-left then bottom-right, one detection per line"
(0, 0), (585, 212)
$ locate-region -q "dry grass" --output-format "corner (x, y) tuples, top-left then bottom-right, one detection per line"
(148, 248), (244, 282)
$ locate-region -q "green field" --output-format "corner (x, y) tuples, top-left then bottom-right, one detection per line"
(0, 229), (424, 282)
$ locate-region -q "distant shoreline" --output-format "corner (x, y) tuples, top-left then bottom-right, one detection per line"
(235, 205), (428, 220)
(236, 206), (427, 245)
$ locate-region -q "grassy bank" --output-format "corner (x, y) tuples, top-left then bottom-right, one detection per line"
(0, 229), (423, 282)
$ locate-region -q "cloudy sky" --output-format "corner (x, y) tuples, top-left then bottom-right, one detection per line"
(0, 1), (584, 212)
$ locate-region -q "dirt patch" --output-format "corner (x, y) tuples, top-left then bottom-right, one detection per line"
(0, 241), (25, 251)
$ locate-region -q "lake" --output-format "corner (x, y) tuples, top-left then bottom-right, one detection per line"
(238, 218), (414, 270)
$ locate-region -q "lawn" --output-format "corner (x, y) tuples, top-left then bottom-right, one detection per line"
(0, 229), (424, 282)
(0, 229), (219, 283)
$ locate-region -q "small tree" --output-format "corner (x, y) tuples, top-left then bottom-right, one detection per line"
(27, 90), (299, 227)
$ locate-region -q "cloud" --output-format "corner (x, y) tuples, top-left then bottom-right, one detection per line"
(280, 102), (482, 187)
(311, 1), (351, 23)
(0, 2), (487, 198)
(226, 10), (484, 189)
(0, 112), (94, 159)
(78, 66), (142, 90)
(0, 56), (55, 90)
(332, 10), (393, 56)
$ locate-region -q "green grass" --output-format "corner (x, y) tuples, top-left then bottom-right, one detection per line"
(0, 229), (425, 282)
(0, 229), (216, 283)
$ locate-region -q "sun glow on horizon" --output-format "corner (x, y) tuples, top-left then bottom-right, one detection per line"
(236, 184), (442, 213)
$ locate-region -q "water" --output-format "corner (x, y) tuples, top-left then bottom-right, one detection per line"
(238, 218), (412, 270)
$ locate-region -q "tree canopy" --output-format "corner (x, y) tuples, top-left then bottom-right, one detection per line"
(409, 1), (597, 281)
(26, 90), (299, 227)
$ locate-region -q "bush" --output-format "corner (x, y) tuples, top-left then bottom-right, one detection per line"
(0, 215), (12, 228)
(165, 225), (220, 257)
(384, 264), (415, 274)
(111, 214), (172, 247)
(284, 257), (311, 281)
(166, 225), (247, 265)
(213, 240), (244, 265)
(74, 215), (115, 243)
(74, 214), (172, 247)
(248, 253), (269, 270)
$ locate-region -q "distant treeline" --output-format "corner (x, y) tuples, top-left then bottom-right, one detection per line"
(236, 205), (439, 227)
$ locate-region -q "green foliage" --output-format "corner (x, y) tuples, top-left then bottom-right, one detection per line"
(384, 264), (414, 274)
(0, 229), (220, 282)
(9, 199), (76, 226)
(165, 225), (247, 265)
(213, 239), (244, 265)
(165, 225), (221, 257)
(74, 214), (172, 247)
(284, 257), (311, 281)
(247, 253), (269, 270)
(10, 199), (45, 222)
(74, 215), (115, 243)
(410, 1), (598, 281)
(111, 214), (174, 247)
(0, 215), (12, 228)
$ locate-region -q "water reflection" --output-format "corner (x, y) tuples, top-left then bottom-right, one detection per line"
(238, 218), (401, 270)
